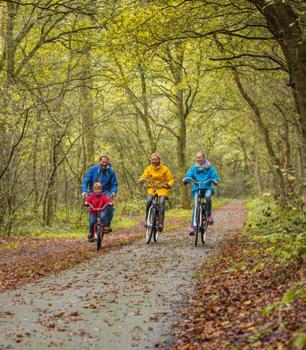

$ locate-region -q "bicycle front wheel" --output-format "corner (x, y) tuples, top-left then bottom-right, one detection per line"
(145, 206), (156, 244)
(96, 223), (102, 250)
(195, 205), (202, 247)
(201, 211), (208, 244)
(153, 223), (159, 242)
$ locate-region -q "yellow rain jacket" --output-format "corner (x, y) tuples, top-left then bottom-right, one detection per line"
(139, 163), (174, 196)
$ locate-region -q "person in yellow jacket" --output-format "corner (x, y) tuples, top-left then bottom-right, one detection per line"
(138, 153), (174, 232)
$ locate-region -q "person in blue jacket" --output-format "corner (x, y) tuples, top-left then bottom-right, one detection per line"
(82, 154), (118, 197)
(183, 151), (219, 235)
(81, 154), (118, 230)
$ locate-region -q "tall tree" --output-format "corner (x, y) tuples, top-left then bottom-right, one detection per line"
(249, 0), (306, 196)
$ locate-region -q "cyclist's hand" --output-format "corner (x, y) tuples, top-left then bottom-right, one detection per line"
(84, 202), (89, 207)
(212, 180), (218, 186)
(138, 179), (144, 184)
(182, 179), (189, 185)
(82, 192), (88, 198)
(166, 183), (172, 189)
(111, 192), (116, 199)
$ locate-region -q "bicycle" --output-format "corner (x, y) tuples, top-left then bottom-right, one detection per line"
(141, 179), (169, 244)
(85, 202), (110, 251)
(184, 178), (213, 246)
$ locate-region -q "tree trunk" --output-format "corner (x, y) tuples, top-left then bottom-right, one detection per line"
(169, 48), (190, 209)
(138, 64), (156, 154)
(80, 49), (95, 167)
(254, 143), (263, 194)
(0, 2), (5, 57)
(176, 88), (190, 209)
(32, 123), (40, 217)
(5, 2), (17, 84)
(233, 68), (286, 198)
(250, 0), (306, 198)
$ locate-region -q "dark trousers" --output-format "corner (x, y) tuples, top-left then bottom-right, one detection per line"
(146, 195), (167, 225)
(191, 190), (212, 229)
(88, 206), (114, 234)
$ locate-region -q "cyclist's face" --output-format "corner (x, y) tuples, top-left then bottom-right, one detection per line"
(151, 156), (160, 167)
(196, 154), (205, 165)
(94, 188), (102, 195)
(100, 157), (109, 169)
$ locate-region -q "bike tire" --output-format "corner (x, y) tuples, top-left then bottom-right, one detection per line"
(145, 206), (156, 244)
(201, 215), (208, 244)
(96, 223), (102, 250)
(201, 211), (208, 245)
(195, 205), (201, 246)
(153, 226), (159, 242)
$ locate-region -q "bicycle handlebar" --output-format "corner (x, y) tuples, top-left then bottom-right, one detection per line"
(84, 202), (111, 211)
(139, 178), (170, 189)
(183, 177), (217, 186)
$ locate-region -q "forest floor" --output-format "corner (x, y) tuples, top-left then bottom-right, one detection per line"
(0, 201), (304, 349)
(172, 231), (305, 350)
(0, 221), (145, 293)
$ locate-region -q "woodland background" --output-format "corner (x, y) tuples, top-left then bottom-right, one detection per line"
(0, 0), (305, 233)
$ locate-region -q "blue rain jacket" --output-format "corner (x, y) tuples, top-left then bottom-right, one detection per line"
(82, 164), (118, 195)
(183, 161), (219, 196)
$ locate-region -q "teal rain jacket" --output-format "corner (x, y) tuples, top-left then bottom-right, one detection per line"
(183, 161), (219, 196)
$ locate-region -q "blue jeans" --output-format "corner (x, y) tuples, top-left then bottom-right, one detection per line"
(89, 206), (114, 234)
(191, 190), (212, 229)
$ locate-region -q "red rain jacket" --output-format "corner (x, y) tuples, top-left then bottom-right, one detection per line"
(84, 193), (112, 215)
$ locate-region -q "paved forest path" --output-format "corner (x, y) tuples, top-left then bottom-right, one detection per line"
(0, 201), (246, 350)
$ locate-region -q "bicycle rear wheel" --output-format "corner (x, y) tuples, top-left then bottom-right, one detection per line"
(145, 206), (156, 244)
(195, 205), (202, 246)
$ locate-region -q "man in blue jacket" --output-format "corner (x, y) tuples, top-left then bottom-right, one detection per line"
(183, 151), (219, 235)
(82, 154), (118, 232)
(82, 154), (118, 198)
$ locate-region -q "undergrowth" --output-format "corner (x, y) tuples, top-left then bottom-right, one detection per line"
(245, 194), (305, 349)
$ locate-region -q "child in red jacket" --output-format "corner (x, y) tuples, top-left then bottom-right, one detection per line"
(84, 182), (113, 241)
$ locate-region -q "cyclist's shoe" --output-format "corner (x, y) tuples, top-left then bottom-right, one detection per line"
(87, 233), (94, 242)
(103, 225), (111, 234)
(207, 216), (214, 225)
(157, 224), (163, 232)
(189, 228), (195, 236)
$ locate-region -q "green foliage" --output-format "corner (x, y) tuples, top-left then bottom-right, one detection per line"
(2, 242), (20, 250)
(115, 199), (144, 217)
(293, 331), (306, 350)
(245, 195), (305, 263)
(11, 204), (138, 238)
(0, 0), (304, 233)
(246, 196), (305, 328)
(247, 329), (273, 344)
(262, 282), (306, 317)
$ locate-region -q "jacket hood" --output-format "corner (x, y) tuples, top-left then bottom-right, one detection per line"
(194, 160), (211, 172)
(150, 162), (164, 170)
(99, 164), (112, 171)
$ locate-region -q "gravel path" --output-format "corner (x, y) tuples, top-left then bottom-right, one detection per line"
(0, 201), (246, 350)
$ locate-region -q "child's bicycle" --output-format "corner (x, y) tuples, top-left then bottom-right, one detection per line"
(85, 202), (110, 251)
(142, 179), (169, 244)
(184, 178), (214, 246)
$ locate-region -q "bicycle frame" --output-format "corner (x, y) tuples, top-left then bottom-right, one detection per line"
(184, 178), (212, 246)
(194, 191), (208, 246)
(86, 202), (109, 251)
(141, 179), (168, 244)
